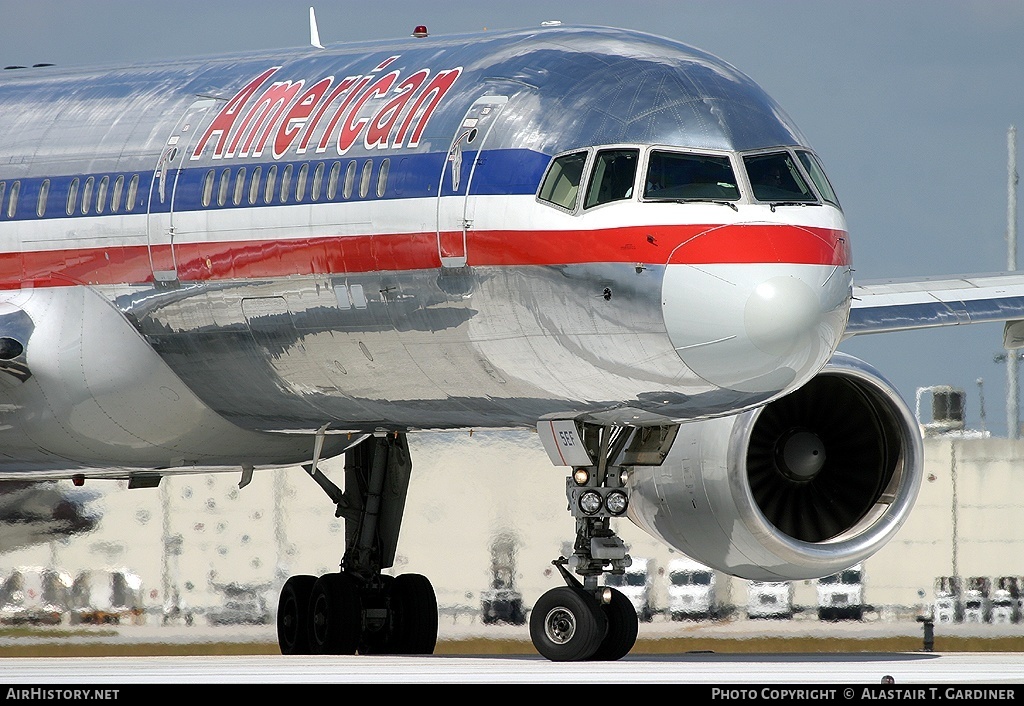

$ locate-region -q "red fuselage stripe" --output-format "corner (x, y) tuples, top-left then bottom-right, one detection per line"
(4, 224), (849, 289)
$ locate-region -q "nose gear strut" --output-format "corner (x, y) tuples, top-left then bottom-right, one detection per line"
(530, 422), (651, 661)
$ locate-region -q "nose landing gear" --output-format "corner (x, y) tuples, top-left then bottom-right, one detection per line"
(530, 421), (657, 661)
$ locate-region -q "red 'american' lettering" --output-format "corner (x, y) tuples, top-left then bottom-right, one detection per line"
(191, 55), (463, 161)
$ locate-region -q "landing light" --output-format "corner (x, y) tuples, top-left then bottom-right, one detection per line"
(579, 490), (602, 515)
(606, 490), (628, 516)
(572, 467), (590, 485)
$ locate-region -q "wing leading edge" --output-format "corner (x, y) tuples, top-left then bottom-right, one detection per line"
(846, 272), (1024, 347)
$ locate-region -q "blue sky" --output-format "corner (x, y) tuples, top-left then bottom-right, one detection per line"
(2, 0), (1023, 433)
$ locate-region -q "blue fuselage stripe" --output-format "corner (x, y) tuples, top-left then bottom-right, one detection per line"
(0, 148), (551, 222)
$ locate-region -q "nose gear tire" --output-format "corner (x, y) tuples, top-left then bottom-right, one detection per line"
(529, 587), (608, 661)
(587, 587), (638, 661)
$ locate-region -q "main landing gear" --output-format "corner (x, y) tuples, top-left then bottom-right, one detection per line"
(276, 432), (438, 655)
(529, 421), (669, 661)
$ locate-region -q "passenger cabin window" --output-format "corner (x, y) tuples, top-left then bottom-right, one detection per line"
(111, 175), (124, 213)
(7, 181), (19, 218)
(296, 163), (309, 202)
(796, 150), (841, 208)
(311, 162), (324, 201)
(248, 167), (262, 205)
(96, 176), (109, 214)
(36, 179), (49, 217)
(280, 164), (293, 204)
(66, 178), (78, 215)
(327, 162), (341, 200)
(358, 160), (372, 198)
(342, 160), (356, 199)
(80, 177), (93, 214)
(218, 168), (230, 207)
(233, 168), (246, 206)
(126, 175), (139, 211)
(218, 168), (231, 206)
(3, 179), (17, 217)
(377, 158), (390, 198)
(264, 165), (278, 204)
(201, 170), (215, 208)
(584, 149), (638, 209)
(744, 151), (816, 203)
(538, 151), (587, 211)
(644, 151), (739, 201)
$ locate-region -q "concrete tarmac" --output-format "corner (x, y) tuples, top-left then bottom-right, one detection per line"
(4, 609), (1019, 646)
(2, 652), (1024, 684)
(2, 615), (1023, 684)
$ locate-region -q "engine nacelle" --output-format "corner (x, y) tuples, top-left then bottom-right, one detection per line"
(626, 353), (923, 581)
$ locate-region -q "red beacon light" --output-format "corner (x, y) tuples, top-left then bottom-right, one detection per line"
(412, 25), (428, 38)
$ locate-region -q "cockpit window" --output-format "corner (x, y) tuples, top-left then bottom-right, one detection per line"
(643, 151), (739, 201)
(744, 151), (817, 203)
(538, 151), (588, 211)
(584, 149), (638, 209)
(797, 150), (841, 207)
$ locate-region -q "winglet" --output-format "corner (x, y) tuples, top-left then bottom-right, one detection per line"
(309, 7), (324, 49)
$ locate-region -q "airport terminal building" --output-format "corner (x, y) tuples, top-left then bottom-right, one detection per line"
(2, 424), (1023, 628)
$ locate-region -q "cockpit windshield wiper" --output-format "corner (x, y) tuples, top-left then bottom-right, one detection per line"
(768, 201), (819, 211)
(652, 198), (739, 211)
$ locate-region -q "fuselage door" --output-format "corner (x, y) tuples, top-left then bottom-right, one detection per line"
(436, 95), (508, 268)
(147, 97), (220, 284)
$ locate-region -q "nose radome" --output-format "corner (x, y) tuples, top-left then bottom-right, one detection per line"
(662, 224), (851, 395)
(745, 276), (823, 356)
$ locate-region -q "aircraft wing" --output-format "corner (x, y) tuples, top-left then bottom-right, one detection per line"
(846, 273), (1024, 345)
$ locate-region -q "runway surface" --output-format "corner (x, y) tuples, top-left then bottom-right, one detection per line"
(3, 652), (1024, 684)
(3, 617), (1024, 685)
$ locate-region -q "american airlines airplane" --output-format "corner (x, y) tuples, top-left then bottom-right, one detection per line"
(0, 20), (1021, 661)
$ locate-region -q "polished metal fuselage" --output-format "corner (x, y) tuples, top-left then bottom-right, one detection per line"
(0, 26), (850, 472)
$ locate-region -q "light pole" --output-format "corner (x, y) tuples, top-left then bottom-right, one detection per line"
(995, 351), (1024, 437)
(1007, 126), (1019, 438)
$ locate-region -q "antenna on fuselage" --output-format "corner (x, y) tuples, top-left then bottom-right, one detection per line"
(309, 7), (325, 49)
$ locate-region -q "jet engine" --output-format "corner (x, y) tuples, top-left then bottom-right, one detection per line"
(626, 352), (923, 581)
